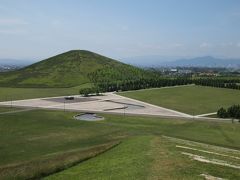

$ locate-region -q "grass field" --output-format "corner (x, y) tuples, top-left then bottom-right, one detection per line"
(0, 107), (20, 113)
(118, 85), (240, 115)
(47, 136), (240, 180)
(0, 83), (92, 101)
(0, 108), (239, 179)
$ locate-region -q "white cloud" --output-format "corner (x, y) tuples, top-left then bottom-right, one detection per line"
(137, 42), (163, 50)
(171, 43), (184, 48)
(0, 18), (28, 26)
(200, 42), (213, 48)
(220, 42), (234, 47)
(117, 24), (129, 31)
(0, 29), (27, 34)
(237, 43), (240, 48)
(0, 18), (28, 35)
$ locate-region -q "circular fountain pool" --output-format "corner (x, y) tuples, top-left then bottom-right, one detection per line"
(74, 113), (104, 121)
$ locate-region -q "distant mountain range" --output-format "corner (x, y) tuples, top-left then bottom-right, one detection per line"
(1, 55), (240, 69)
(122, 55), (180, 67)
(123, 56), (240, 68)
(160, 56), (240, 68)
(0, 59), (30, 72)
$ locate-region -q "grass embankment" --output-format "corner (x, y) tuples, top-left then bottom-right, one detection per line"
(0, 83), (92, 101)
(0, 109), (125, 179)
(119, 85), (240, 115)
(48, 136), (240, 180)
(0, 110), (124, 166)
(0, 108), (240, 179)
(46, 136), (153, 180)
(0, 142), (119, 179)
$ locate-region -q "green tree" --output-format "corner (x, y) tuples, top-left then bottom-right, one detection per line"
(217, 107), (228, 118)
(79, 88), (96, 97)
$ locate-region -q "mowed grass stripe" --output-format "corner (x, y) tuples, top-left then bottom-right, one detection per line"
(118, 86), (240, 115)
(149, 136), (240, 180)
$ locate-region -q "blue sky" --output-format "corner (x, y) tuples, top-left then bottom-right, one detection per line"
(0, 0), (240, 61)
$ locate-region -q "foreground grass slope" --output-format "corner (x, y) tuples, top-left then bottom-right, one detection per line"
(119, 85), (240, 115)
(0, 142), (119, 180)
(0, 110), (123, 166)
(0, 50), (153, 87)
(48, 136), (240, 180)
(47, 136), (153, 180)
(0, 108), (239, 179)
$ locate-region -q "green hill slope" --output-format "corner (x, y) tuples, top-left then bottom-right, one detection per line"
(0, 50), (154, 87)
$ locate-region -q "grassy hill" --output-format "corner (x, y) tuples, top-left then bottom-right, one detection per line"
(0, 50), (154, 88)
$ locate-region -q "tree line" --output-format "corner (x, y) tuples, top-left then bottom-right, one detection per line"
(96, 78), (193, 92)
(79, 77), (240, 96)
(217, 105), (240, 121)
(194, 78), (240, 90)
(80, 78), (193, 96)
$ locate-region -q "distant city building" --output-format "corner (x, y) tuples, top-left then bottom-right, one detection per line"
(178, 69), (192, 74)
(170, 68), (178, 72)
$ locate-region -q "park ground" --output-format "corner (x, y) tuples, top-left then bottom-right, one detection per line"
(1, 85), (240, 117)
(0, 107), (239, 179)
(0, 83), (92, 102)
(119, 85), (240, 115)
(0, 85), (240, 179)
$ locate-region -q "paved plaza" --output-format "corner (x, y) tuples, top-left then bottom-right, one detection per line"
(0, 93), (191, 118)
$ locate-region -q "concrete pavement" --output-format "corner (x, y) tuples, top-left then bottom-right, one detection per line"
(0, 92), (192, 118)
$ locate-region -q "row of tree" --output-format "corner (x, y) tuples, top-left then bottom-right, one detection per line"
(79, 78), (240, 96)
(95, 78), (193, 92)
(79, 78), (193, 96)
(79, 87), (100, 97)
(195, 79), (240, 90)
(217, 105), (240, 121)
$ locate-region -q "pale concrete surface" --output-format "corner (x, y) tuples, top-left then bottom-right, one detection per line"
(0, 92), (192, 118)
(196, 112), (217, 117)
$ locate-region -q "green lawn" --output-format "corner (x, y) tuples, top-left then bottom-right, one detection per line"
(0, 109), (122, 166)
(0, 107), (20, 113)
(0, 83), (92, 101)
(46, 136), (153, 180)
(118, 85), (240, 115)
(48, 136), (240, 180)
(0, 108), (240, 179)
